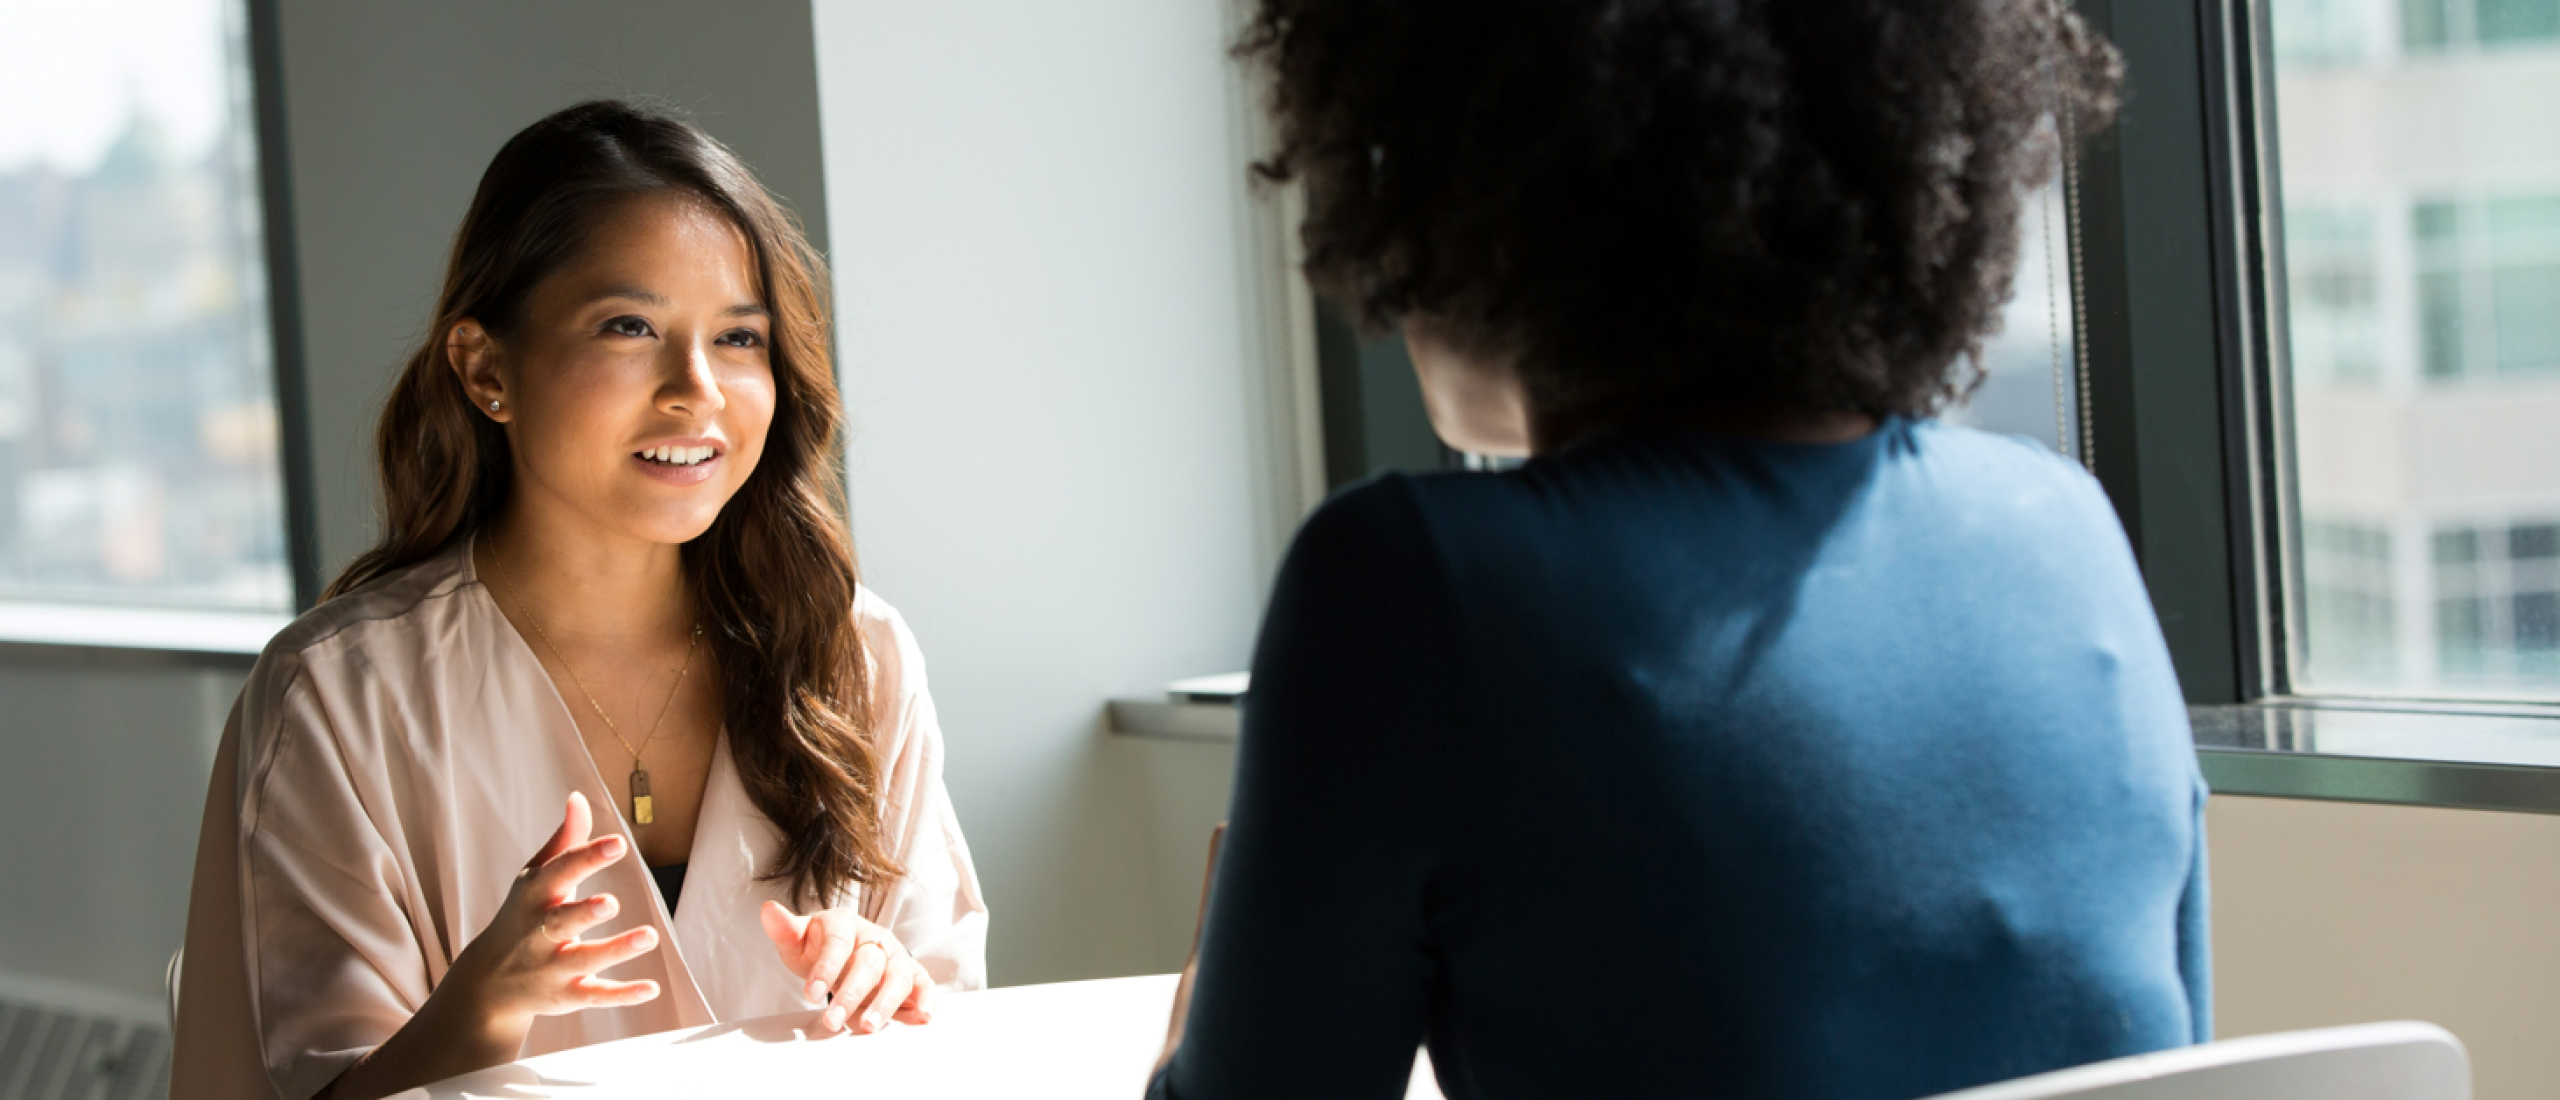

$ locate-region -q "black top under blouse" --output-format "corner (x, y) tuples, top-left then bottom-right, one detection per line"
(649, 861), (687, 912)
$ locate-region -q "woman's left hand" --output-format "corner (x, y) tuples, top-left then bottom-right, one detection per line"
(759, 901), (939, 1035)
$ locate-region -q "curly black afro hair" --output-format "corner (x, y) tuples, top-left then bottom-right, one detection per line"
(1238, 0), (2122, 430)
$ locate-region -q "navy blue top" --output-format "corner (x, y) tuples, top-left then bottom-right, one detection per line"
(1152, 420), (2208, 1100)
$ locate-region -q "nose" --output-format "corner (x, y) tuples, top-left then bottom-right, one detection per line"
(659, 337), (727, 419)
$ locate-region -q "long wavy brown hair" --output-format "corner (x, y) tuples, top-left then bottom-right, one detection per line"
(327, 100), (897, 907)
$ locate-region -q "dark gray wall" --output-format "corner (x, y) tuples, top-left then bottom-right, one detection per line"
(272, 0), (832, 576)
(0, 658), (239, 998)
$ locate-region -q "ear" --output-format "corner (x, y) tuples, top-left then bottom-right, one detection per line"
(446, 319), (509, 422)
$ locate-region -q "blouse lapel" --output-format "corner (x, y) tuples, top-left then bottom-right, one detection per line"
(670, 733), (813, 1020)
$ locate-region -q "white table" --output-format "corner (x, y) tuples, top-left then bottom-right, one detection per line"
(409, 974), (1444, 1099)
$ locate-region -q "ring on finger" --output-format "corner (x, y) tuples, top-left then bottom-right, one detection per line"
(539, 913), (572, 945)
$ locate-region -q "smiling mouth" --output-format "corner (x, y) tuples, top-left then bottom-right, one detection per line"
(637, 445), (720, 467)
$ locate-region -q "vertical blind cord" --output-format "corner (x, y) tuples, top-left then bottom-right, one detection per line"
(2061, 100), (2096, 474)
(2045, 150), (2071, 458)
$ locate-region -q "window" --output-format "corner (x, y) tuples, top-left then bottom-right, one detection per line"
(1946, 176), (2084, 457)
(2266, 0), (2560, 699)
(2403, 0), (2560, 49)
(0, 0), (294, 647)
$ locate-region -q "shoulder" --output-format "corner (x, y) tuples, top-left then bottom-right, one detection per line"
(1893, 419), (2131, 555)
(1902, 419), (2109, 504)
(1283, 472), (1447, 579)
(851, 585), (940, 753)
(235, 545), (479, 755)
(1260, 473), (1468, 669)
(852, 584), (928, 692)
(263, 543), (480, 669)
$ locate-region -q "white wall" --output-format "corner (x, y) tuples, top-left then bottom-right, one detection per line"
(812, 0), (1302, 984)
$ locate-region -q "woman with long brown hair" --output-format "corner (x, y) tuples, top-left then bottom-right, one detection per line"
(171, 100), (986, 1100)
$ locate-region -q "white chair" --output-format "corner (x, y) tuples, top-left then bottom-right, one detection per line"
(166, 946), (184, 1032)
(1922, 1022), (2469, 1100)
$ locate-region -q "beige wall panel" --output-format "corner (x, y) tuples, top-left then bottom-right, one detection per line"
(2211, 794), (2560, 1099)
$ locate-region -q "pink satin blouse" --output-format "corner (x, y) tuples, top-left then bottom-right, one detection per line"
(171, 538), (989, 1099)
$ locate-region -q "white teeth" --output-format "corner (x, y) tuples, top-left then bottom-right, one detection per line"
(640, 445), (716, 466)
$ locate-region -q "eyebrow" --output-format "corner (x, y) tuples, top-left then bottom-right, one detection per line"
(585, 286), (770, 319)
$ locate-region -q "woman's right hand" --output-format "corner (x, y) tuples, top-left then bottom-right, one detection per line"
(443, 791), (663, 1036)
(322, 792), (661, 1100)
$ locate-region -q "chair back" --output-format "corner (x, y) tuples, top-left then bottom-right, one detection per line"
(1920, 1023), (2469, 1100)
(165, 947), (184, 1032)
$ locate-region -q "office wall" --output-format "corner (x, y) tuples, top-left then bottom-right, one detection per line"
(2210, 795), (2560, 1100)
(269, 0), (834, 575)
(811, 0), (1295, 983)
(0, 657), (238, 999)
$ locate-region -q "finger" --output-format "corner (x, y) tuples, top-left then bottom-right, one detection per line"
(538, 892), (621, 946)
(824, 941), (889, 1035)
(556, 924), (660, 974)
(524, 792), (591, 872)
(530, 834), (627, 905)
(759, 901), (815, 972)
(563, 974), (661, 1009)
(892, 971), (939, 1026)
(803, 921), (858, 1011)
(855, 957), (921, 1034)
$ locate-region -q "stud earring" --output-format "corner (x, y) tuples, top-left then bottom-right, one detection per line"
(489, 399), (501, 412)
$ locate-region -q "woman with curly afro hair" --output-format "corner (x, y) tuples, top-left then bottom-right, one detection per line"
(1150, 1), (2208, 1098)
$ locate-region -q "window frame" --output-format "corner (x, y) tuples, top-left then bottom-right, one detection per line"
(2073, 0), (2279, 709)
(250, 0), (324, 617)
(2094, 0), (2560, 810)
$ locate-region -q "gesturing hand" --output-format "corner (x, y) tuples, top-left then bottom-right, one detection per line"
(448, 792), (663, 1035)
(760, 901), (938, 1036)
(324, 793), (663, 1100)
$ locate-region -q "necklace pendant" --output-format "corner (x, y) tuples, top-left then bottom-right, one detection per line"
(630, 768), (655, 826)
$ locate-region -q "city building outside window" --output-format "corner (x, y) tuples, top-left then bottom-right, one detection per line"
(0, 0), (292, 650)
(2270, 0), (2560, 696)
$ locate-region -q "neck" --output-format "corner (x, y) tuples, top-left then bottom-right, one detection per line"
(476, 498), (694, 645)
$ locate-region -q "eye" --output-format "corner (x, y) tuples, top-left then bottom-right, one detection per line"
(715, 327), (766, 349)
(601, 315), (656, 339)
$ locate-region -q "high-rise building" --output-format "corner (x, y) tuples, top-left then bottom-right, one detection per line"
(2273, 0), (2560, 697)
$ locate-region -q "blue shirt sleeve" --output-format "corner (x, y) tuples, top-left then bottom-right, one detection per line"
(1149, 478), (1471, 1100)
(2178, 776), (2213, 1044)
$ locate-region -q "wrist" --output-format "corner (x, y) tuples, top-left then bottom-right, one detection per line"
(422, 969), (533, 1063)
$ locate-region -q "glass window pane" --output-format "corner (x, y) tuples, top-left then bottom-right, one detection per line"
(1944, 172), (2081, 457)
(0, 0), (288, 616)
(2272, 0), (2560, 698)
(2476, 0), (2560, 42)
(2491, 264), (2560, 371)
(2402, 0), (2452, 49)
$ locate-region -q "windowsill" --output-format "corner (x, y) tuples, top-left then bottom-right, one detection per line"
(2193, 701), (2560, 816)
(1112, 697), (2560, 816)
(1106, 698), (1240, 742)
(0, 601), (289, 663)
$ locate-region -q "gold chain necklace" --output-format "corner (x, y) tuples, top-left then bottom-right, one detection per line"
(487, 544), (701, 827)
